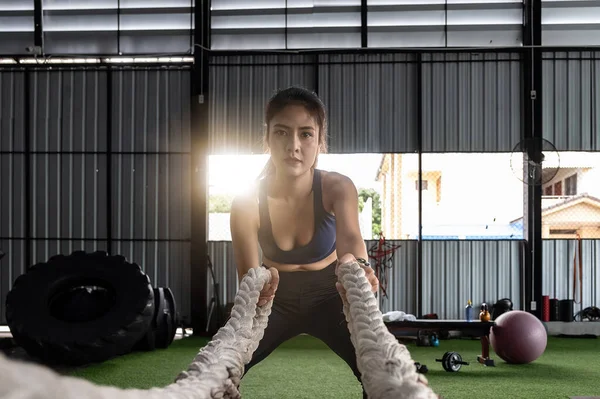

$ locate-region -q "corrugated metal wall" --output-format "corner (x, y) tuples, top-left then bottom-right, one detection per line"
(207, 240), (528, 320)
(542, 51), (600, 151)
(543, 240), (600, 314)
(209, 53), (420, 154)
(0, 67), (193, 325)
(109, 67), (193, 324)
(0, 70), (26, 325)
(317, 53), (419, 153)
(206, 240), (240, 316)
(209, 55), (316, 155)
(421, 240), (522, 319)
(209, 52), (523, 155)
(421, 52), (522, 153)
(207, 239), (600, 320)
(29, 70), (109, 261)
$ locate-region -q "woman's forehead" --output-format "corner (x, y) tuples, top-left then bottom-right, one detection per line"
(270, 105), (317, 126)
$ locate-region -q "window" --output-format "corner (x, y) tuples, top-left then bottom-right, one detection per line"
(368, 0), (523, 48)
(210, 0), (524, 50)
(41, 0), (194, 54)
(550, 229), (577, 236)
(553, 181), (562, 196)
(210, 0), (361, 50)
(542, 0), (600, 45)
(0, 0), (34, 54)
(565, 174), (577, 196)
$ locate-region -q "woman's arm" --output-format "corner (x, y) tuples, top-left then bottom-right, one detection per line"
(230, 194), (261, 282)
(330, 173), (369, 260)
(329, 173), (379, 292)
(229, 192), (279, 305)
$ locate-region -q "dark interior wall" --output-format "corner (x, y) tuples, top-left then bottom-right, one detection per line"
(0, 66), (193, 325)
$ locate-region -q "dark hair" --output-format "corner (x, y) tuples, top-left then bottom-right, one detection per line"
(258, 86), (328, 179)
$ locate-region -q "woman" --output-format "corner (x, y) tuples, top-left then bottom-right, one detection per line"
(230, 86), (379, 397)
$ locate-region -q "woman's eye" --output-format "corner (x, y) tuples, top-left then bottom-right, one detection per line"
(302, 132), (313, 138)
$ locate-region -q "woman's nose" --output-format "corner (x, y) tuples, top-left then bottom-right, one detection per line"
(286, 134), (301, 152)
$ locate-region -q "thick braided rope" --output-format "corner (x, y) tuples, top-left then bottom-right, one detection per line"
(337, 260), (440, 399)
(0, 266), (273, 399)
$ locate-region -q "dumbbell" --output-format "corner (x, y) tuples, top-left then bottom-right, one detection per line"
(414, 362), (428, 374)
(435, 351), (469, 372)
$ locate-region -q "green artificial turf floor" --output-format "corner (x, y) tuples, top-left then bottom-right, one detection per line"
(66, 334), (600, 399)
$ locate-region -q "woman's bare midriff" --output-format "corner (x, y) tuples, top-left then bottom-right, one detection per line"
(262, 250), (338, 272)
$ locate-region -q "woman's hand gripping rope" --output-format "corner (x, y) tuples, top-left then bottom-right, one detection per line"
(335, 257), (378, 302)
(257, 267), (279, 307)
(335, 253), (441, 399)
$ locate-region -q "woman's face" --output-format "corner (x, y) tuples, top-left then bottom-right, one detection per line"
(267, 104), (320, 178)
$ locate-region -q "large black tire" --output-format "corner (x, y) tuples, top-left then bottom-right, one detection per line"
(5, 250), (154, 366)
(133, 287), (178, 351)
(157, 287), (178, 348)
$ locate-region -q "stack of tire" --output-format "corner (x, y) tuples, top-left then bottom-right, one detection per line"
(4, 250), (178, 366)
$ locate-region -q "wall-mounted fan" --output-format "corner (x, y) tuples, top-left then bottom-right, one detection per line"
(510, 138), (560, 186)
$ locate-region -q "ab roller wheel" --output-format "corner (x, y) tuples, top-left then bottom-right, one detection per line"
(436, 351), (470, 372)
(415, 351), (470, 374)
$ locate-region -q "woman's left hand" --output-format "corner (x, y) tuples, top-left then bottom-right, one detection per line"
(361, 264), (379, 293)
(336, 253), (379, 297)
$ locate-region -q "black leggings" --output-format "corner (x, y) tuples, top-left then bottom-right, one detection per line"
(243, 261), (367, 398)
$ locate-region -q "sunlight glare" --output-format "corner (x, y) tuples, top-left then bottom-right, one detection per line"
(209, 154), (270, 196)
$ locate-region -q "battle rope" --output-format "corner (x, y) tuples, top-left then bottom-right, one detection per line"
(0, 260), (440, 399)
(337, 261), (439, 399)
(0, 266), (273, 399)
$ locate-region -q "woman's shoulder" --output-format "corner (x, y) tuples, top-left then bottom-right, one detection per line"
(319, 170), (358, 197)
(230, 182), (261, 218)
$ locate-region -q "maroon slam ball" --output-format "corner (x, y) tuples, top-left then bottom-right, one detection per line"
(490, 310), (547, 364)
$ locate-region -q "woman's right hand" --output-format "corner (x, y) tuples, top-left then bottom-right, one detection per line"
(258, 267), (279, 306)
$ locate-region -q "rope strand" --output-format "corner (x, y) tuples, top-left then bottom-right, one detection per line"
(337, 260), (440, 399)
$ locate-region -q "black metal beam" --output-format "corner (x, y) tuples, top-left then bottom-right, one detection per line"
(313, 54), (319, 94)
(4, 45), (600, 63)
(190, 0), (211, 335)
(416, 53), (423, 318)
(361, 0), (367, 47)
(23, 72), (32, 271)
(209, 59), (517, 67)
(205, 47), (527, 57)
(107, 67), (113, 255)
(33, 0), (43, 53)
(0, 237), (192, 242)
(0, 151), (191, 155)
(522, 0), (543, 318)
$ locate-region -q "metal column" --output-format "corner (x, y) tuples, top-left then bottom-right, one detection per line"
(522, 0), (543, 318)
(191, 0), (211, 335)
